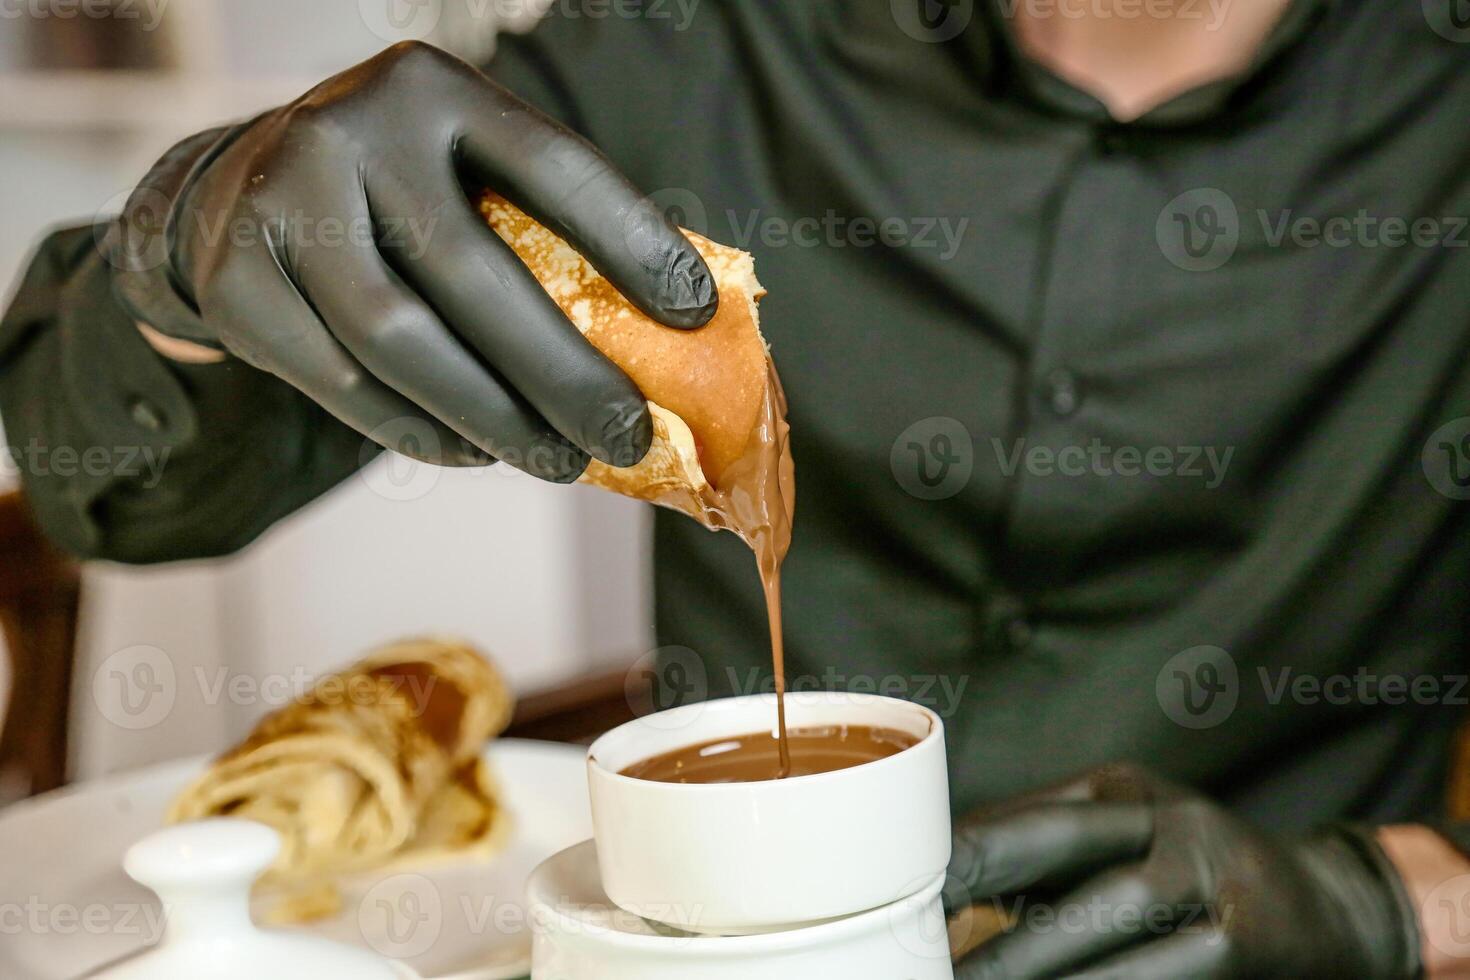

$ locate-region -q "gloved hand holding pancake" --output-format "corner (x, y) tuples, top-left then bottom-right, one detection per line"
(167, 638), (515, 922)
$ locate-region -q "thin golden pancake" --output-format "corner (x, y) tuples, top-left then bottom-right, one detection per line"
(479, 193), (786, 540)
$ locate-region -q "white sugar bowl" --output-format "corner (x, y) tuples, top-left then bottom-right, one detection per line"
(88, 819), (419, 980)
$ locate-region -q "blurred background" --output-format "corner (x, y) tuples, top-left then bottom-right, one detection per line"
(0, 0), (654, 800)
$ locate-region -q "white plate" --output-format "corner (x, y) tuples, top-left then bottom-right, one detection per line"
(0, 739), (590, 980)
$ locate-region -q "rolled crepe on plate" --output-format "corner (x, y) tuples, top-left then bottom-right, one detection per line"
(168, 638), (514, 922)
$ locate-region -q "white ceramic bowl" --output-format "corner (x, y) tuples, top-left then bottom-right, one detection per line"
(528, 840), (954, 980)
(586, 692), (951, 934)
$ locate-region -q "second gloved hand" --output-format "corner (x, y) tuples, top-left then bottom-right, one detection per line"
(947, 764), (1422, 979)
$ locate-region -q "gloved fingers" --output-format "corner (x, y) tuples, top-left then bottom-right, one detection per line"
(451, 82), (717, 329)
(955, 862), (1206, 980)
(199, 247), (486, 467)
(957, 764), (1172, 830)
(950, 802), (1153, 899)
(366, 164), (651, 470)
(290, 216), (591, 484)
(1064, 928), (1231, 980)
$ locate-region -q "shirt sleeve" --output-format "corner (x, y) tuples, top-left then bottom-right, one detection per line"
(0, 224), (372, 564)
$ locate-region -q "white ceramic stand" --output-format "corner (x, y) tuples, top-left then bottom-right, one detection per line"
(528, 840), (955, 980)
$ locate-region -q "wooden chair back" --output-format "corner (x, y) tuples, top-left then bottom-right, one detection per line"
(0, 491), (81, 801)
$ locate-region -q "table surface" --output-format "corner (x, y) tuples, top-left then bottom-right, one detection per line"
(0, 739), (591, 980)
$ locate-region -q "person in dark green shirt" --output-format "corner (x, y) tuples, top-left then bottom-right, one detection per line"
(4, 1), (1470, 975)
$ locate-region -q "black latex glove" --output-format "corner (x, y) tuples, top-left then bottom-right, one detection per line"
(109, 41), (716, 481)
(947, 764), (1422, 979)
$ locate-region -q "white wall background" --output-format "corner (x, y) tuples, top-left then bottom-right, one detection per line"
(0, 0), (653, 782)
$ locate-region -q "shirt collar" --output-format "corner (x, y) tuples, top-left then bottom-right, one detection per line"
(977, 0), (1339, 126)
(827, 0), (1338, 127)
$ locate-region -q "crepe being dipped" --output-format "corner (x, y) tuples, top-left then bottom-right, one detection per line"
(478, 193), (794, 562)
(167, 638), (514, 923)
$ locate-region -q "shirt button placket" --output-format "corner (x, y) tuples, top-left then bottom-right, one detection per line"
(994, 130), (1136, 637)
(984, 590), (1033, 653)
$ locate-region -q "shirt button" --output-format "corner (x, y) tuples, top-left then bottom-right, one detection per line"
(1096, 128), (1129, 156)
(1006, 617), (1034, 651)
(1041, 368), (1081, 418)
(127, 396), (168, 432)
(985, 590), (1032, 651)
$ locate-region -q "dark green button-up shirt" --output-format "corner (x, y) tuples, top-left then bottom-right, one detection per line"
(3, 0), (1469, 827)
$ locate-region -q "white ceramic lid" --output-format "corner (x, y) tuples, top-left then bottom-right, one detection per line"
(88, 819), (416, 980)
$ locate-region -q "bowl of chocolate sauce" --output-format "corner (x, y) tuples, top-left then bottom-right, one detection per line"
(585, 692), (951, 935)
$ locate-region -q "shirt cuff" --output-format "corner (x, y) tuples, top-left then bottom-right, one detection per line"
(1, 224), (199, 557)
(107, 122), (250, 347)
